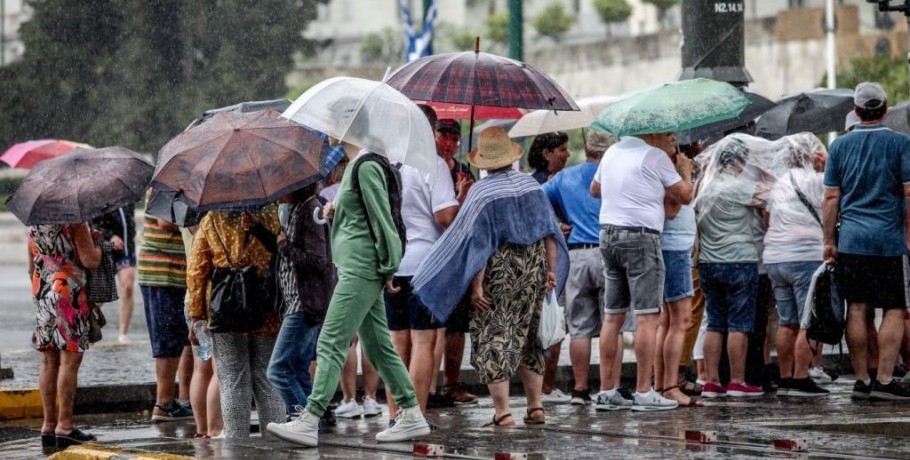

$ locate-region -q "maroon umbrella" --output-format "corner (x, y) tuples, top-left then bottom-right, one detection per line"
(152, 110), (326, 212)
(386, 40), (579, 149)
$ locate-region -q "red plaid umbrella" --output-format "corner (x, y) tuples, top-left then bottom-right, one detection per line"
(387, 42), (578, 150)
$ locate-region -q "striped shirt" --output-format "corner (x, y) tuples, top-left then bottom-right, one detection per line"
(137, 213), (187, 288)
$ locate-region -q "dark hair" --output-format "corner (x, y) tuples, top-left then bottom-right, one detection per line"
(417, 104), (437, 128)
(716, 137), (749, 173)
(527, 131), (569, 171)
(290, 183), (319, 202)
(856, 104), (887, 122)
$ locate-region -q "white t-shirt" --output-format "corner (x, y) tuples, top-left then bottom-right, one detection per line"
(593, 137), (682, 232)
(763, 168), (824, 264)
(397, 157), (459, 276)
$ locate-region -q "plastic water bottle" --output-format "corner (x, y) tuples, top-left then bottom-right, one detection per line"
(194, 321), (213, 362)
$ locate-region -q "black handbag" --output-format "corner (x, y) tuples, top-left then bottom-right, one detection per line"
(803, 264), (845, 348)
(87, 241), (119, 304)
(207, 228), (265, 334)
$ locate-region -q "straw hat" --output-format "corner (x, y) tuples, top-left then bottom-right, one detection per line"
(468, 126), (523, 170)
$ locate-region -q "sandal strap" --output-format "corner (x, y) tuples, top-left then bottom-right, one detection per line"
(526, 407), (545, 416)
(662, 385), (679, 393)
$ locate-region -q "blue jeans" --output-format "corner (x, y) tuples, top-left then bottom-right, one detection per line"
(766, 261), (822, 326)
(699, 262), (758, 334)
(267, 312), (321, 415)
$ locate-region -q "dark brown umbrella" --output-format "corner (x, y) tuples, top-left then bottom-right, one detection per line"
(152, 110), (328, 211)
(5, 146), (153, 225)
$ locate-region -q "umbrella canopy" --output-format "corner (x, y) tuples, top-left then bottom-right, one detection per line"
(386, 50), (579, 112)
(592, 78), (750, 137)
(185, 99), (291, 130)
(755, 88), (854, 140)
(508, 95), (615, 138)
(677, 89), (777, 145)
(0, 139), (91, 169)
(153, 110), (329, 212)
(6, 146), (153, 225)
(884, 101), (910, 135)
(282, 76), (437, 176)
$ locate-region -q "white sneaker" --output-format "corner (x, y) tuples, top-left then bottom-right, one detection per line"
(808, 366), (833, 384)
(266, 409), (319, 447)
(362, 396), (383, 417)
(631, 390), (679, 411)
(594, 389), (633, 411)
(375, 406), (430, 442)
(118, 334), (129, 343)
(541, 389), (571, 403)
(334, 399), (364, 418)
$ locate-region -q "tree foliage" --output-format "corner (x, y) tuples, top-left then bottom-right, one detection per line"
(485, 10), (509, 46)
(532, 2), (574, 42)
(592, 0), (632, 36)
(0, 0), (325, 156)
(829, 54), (909, 105)
(642, 0), (679, 29)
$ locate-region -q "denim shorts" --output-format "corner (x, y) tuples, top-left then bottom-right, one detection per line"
(384, 276), (442, 331)
(662, 249), (694, 303)
(600, 227), (664, 316)
(114, 253), (137, 271)
(698, 262), (758, 334)
(141, 285), (190, 358)
(766, 261), (821, 326)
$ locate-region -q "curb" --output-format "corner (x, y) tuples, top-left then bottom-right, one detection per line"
(0, 388), (43, 420)
(0, 384), (155, 421)
(49, 445), (193, 460)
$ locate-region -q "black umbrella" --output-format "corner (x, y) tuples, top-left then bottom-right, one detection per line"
(677, 89), (777, 146)
(755, 88), (855, 140)
(884, 101), (910, 135)
(6, 147), (153, 225)
(147, 99), (293, 225)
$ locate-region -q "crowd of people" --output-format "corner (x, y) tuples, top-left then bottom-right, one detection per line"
(25, 81), (910, 451)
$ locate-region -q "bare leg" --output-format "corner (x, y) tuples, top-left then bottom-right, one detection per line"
(703, 331), (723, 384)
(654, 308), (668, 391)
(662, 297), (693, 403)
(633, 313), (660, 393)
(612, 334), (623, 388)
(55, 350), (84, 434)
(487, 380), (514, 426)
(387, 330), (411, 417)
(598, 313), (624, 391)
(846, 303), (870, 381)
(177, 347), (192, 401)
(876, 309), (906, 383)
(542, 342), (561, 394)
(728, 332), (749, 384)
(410, 330), (439, 413)
(190, 353), (213, 435)
(361, 344), (380, 399)
(118, 267), (136, 337)
(429, 330), (445, 394)
(569, 337), (593, 391)
(444, 332), (465, 388)
(521, 365), (544, 423)
(340, 338), (358, 402)
(153, 357), (180, 406)
(776, 325), (798, 379)
(39, 350), (60, 434)
(793, 329), (814, 379)
(207, 360), (223, 437)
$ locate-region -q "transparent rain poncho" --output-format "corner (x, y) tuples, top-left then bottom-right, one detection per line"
(693, 132), (827, 235)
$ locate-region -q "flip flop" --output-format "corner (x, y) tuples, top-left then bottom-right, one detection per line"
(524, 407), (545, 425)
(663, 385), (703, 407)
(483, 412), (513, 427)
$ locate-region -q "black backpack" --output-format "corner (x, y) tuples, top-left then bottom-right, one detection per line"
(350, 153), (407, 256)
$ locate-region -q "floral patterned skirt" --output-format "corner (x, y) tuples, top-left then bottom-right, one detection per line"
(469, 240), (547, 385)
(34, 276), (91, 353)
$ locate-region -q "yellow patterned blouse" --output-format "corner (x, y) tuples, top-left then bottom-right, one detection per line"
(186, 205), (280, 335)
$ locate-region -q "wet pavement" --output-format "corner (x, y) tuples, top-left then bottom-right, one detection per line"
(3, 378), (910, 459)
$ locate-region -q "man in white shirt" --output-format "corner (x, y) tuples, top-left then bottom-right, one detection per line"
(590, 132), (693, 411)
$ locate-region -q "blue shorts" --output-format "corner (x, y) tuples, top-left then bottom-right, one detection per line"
(766, 261), (821, 326)
(699, 262), (758, 334)
(662, 249), (694, 303)
(384, 276), (442, 331)
(114, 253), (137, 271)
(141, 286), (190, 358)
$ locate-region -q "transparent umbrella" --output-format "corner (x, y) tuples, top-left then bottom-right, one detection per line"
(282, 76), (437, 177)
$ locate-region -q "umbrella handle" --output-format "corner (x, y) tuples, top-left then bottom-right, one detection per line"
(313, 207), (328, 225)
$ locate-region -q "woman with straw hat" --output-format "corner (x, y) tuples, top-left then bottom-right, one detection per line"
(412, 126), (570, 427)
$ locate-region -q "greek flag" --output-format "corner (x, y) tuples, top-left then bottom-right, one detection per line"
(400, 0), (438, 62)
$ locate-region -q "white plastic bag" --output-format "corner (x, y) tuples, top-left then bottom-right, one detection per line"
(538, 291), (566, 348)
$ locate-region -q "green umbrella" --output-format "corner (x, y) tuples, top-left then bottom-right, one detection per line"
(592, 78), (750, 137)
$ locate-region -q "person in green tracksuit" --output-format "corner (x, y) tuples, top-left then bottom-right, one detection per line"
(266, 149), (431, 447)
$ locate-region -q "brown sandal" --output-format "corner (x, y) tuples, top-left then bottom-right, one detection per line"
(523, 407), (545, 425)
(663, 385), (703, 407)
(678, 375), (704, 396)
(483, 412), (513, 427)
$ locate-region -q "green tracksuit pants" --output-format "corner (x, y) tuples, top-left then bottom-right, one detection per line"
(305, 270), (417, 416)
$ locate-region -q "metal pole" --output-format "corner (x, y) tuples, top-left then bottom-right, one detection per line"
(508, 0), (523, 61)
(826, 0), (837, 142)
(423, 0), (433, 55)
